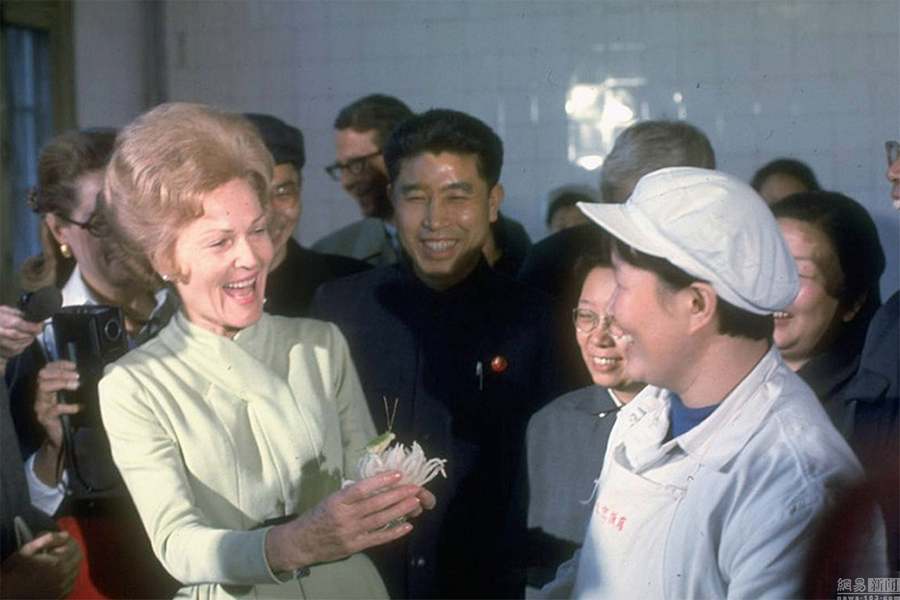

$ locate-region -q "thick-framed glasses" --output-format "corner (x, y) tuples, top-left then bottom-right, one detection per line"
(325, 151), (381, 181)
(56, 206), (104, 237)
(572, 308), (612, 334)
(886, 141), (900, 166)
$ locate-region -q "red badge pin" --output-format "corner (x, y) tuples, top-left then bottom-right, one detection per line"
(490, 355), (508, 373)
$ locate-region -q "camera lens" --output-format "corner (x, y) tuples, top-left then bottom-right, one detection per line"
(103, 319), (123, 342)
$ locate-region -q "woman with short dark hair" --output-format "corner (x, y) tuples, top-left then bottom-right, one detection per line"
(771, 191), (886, 431)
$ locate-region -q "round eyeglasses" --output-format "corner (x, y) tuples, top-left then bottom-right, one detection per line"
(56, 205), (105, 237)
(572, 308), (612, 334)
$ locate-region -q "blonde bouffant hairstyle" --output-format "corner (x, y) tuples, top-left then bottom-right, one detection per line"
(104, 103), (273, 284)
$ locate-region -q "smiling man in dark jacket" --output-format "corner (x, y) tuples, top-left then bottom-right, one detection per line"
(312, 109), (566, 598)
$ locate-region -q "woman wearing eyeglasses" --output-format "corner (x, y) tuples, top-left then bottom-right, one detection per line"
(522, 232), (645, 594)
(0, 130), (115, 364)
(3, 129), (179, 598)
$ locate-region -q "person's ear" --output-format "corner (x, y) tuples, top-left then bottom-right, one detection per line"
(488, 183), (504, 223)
(841, 291), (867, 323)
(152, 248), (188, 285)
(686, 282), (718, 334)
(45, 214), (69, 246)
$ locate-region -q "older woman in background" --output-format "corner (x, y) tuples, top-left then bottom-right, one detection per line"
(100, 103), (430, 599)
(771, 191), (885, 435)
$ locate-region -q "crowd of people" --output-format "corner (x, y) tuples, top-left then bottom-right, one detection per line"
(0, 93), (897, 600)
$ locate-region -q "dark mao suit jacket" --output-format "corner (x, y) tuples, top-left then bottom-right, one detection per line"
(312, 259), (566, 599)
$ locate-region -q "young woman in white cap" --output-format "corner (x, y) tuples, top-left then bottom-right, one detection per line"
(539, 167), (884, 599)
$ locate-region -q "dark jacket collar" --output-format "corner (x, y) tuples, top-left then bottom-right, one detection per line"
(397, 255), (496, 304)
(798, 315), (870, 403)
(573, 386), (620, 418)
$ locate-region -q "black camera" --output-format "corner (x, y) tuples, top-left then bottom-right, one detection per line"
(51, 305), (129, 428)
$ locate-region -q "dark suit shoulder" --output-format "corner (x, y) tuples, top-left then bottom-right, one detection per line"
(319, 252), (371, 277)
(530, 386), (615, 428)
(517, 224), (606, 298)
(860, 292), (899, 378)
(316, 263), (398, 294)
(294, 244), (371, 278)
(310, 264), (400, 318)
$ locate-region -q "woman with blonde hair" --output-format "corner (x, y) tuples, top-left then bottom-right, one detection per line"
(100, 102), (431, 599)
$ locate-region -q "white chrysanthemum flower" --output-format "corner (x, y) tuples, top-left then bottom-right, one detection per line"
(357, 441), (447, 486)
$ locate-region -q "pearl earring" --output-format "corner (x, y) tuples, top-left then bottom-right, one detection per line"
(59, 243), (72, 258)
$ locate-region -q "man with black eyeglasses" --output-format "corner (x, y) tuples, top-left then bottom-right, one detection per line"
(313, 94), (414, 266)
(243, 113), (370, 316)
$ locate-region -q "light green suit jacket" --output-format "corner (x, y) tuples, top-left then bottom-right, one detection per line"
(100, 312), (387, 599)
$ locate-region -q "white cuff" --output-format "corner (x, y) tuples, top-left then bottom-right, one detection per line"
(24, 452), (67, 516)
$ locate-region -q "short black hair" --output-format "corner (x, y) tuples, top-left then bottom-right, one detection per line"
(333, 94), (414, 148)
(243, 113), (305, 172)
(751, 158), (820, 194)
(771, 191), (884, 314)
(612, 238), (774, 341)
(546, 185), (597, 226)
(572, 232), (613, 288)
(383, 108), (503, 187)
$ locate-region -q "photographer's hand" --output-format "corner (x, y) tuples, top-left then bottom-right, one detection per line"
(0, 531), (82, 599)
(33, 361), (81, 487)
(0, 305), (43, 360)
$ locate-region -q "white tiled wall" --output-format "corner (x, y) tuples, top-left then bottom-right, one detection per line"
(157, 0), (899, 296)
(74, 0), (148, 128)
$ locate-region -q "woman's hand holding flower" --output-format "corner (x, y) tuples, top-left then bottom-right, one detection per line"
(265, 470), (433, 573)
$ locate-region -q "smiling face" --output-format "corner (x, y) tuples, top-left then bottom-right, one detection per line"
(392, 152), (502, 290)
(575, 267), (644, 400)
(268, 163), (302, 267)
(167, 178), (273, 337)
(334, 128), (391, 219)
(773, 218), (846, 370)
(607, 252), (692, 389)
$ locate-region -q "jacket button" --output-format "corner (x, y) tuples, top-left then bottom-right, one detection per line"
(410, 556), (426, 567)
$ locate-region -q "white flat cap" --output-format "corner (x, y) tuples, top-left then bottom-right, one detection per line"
(578, 167), (799, 314)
